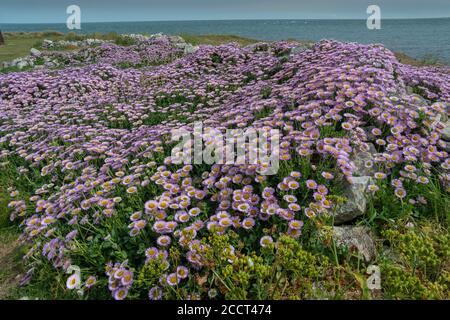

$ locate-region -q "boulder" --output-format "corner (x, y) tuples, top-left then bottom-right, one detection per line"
(407, 93), (430, 106)
(151, 33), (165, 40)
(333, 226), (376, 262)
(351, 143), (377, 177)
(168, 36), (199, 55)
(16, 59), (29, 69)
(125, 34), (150, 42)
(42, 39), (54, 49)
(290, 43), (312, 55)
(168, 35), (185, 44)
(442, 121), (450, 142)
(183, 43), (199, 54)
(30, 48), (41, 57)
(46, 60), (58, 68)
(405, 86), (417, 95)
(442, 141), (450, 153)
(332, 176), (372, 224)
(363, 126), (377, 141)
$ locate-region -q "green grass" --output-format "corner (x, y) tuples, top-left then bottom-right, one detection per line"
(0, 228), (24, 299)
(394, 52), (444, 67)
(0, 181), (22, 299)
(179, 34), (260, 46)
(1, 31), (441, 67)
(0, 31), (141, 63)
(0, 35), (43, 63)
(0, 32), (258, 65)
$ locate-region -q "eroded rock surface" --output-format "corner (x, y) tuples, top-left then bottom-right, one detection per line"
(332, 176), (372, 224)
(333, 226), (376, 262)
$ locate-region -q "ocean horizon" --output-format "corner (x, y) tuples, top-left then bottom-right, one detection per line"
(2, 18), (450, 63)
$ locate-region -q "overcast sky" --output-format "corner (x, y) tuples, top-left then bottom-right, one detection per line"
(1, 0), (450, 23)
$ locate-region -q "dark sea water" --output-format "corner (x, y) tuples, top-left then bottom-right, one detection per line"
(2, 19), (450, 63)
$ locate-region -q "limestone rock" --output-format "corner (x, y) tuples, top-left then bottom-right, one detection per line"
(183, 43), (199, 54)
(151, 33), (165, 40)
(290, 43), (313, 55)
(167, 35), (198, 54)
(333, 226), (376, 262)
(42, 39), (54, 49)
(408, 93), (430, 106)
(332, 176), (372, 224)
(442, 141), (450, 153)
(16, 59), (29, 69)
(351, 143), (377, 177)
(442, 121), (450, 142)
(30, 48), (41, 57)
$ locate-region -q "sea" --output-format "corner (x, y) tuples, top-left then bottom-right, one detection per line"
(2, 19), (450, 64)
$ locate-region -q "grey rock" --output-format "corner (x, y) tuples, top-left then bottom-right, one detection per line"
(333, 226), (376, 262)
(11, 58), (21, 65)
(332, 176), (372, 224)
(42, 38), (111, 50)
(42, 39), (54, 48)
(16, 60), (29, 69)
(290, 43), (313, 55)
(46, 61), (58, 68)
(364, 126), (377, 141)
(408, 93), (430, 106)
(122, 34), (149, 43)
(310, 282), (334, 299)
(351, 143), (377, 177)
(441, 141), (450, 153)
(405, 86), (413, 94)
(30, 48), (41, 57)
(183, 43), (199, 54)
(151, 33), (165, 39)
(442, 121), (450, 142)
(131, 34), (150, 41)
(168, 35), (185, 44)
(168, 35), (198, 55)
(438, 106), (449, 122)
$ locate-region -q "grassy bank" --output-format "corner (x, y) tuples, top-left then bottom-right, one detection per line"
(0, 31), (443, 67)
(0, 173), (24, 299)
(0, 32), (261, 64)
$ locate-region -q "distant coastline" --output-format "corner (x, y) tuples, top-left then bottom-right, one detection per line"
(1, 18), (449, 64)
(3, 17), (450, 24)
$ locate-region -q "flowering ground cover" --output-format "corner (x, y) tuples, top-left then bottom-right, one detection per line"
(0, 35), (449, 300)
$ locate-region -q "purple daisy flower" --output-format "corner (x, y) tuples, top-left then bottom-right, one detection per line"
(148, 286), (163, 300)
(113, 287), (129, 300)
(259, 236), (274, 247)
